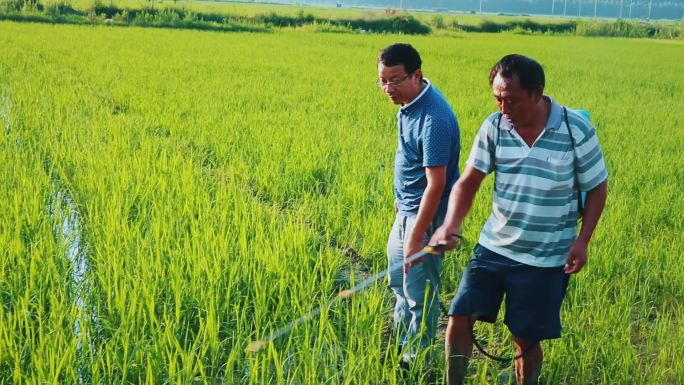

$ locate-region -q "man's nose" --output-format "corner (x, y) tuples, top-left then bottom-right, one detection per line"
(499, 101), (508, 114)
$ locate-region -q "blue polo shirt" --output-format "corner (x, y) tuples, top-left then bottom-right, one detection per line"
(394, 79), (460, 216)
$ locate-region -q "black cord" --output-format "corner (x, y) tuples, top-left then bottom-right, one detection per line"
(468, 316), (536, 362)
(439, 305), (534, 363)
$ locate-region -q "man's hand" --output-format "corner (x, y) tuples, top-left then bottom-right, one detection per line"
(564, 239), (588, 274)
(403, 231), (425, 273)
(429, 224), (461, 252)
(566, 180), (606, 275)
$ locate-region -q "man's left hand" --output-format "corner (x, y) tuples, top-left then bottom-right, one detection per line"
(403, 232), (425, 273)
(564, 239), (588, 274)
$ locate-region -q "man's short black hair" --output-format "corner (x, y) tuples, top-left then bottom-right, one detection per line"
(489, 54), (545, 94)
(378, 43), (422, 75)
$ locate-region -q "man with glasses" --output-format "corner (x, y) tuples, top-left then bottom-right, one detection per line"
(378, 43), (460, 373)
(431, 54), (608, 385)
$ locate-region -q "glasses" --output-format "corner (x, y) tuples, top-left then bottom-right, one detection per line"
(377, 74), (412, 88)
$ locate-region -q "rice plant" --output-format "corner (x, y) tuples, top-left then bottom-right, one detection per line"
(0, 21), (682, 384)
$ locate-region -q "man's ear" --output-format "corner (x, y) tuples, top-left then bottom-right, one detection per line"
(533, 87), (544, 103)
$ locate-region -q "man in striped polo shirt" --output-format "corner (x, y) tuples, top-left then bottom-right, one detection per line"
(431, 54), (608, 385)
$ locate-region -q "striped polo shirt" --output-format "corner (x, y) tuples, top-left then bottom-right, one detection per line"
(468, 97), (608, 267)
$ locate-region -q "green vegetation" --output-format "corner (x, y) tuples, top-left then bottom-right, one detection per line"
(1, 19), (684, 384)
(1, 0), (683, 38)
(0, 0), (432, 34)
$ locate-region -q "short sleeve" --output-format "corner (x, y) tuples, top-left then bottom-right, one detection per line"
(422, 117), (454, 167)
(466, 115), (497, 174)
(568, 112), (608, 191)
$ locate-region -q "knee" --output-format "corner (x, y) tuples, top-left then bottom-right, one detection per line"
(512, 336), (542, 356)
(445, 316), (472, 343)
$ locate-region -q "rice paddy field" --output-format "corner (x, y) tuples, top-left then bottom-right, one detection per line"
(1, 17), (683, 385)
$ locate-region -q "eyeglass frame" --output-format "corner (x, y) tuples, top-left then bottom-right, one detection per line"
(377, 72), (414, 88)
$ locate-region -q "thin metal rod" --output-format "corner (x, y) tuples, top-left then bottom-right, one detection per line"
(246, 245), (446, 353)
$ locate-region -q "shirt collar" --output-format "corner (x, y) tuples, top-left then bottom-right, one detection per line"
(545, 96), (563, 131)
(498, 95), (562, 131)
(400, 78), (431, 113)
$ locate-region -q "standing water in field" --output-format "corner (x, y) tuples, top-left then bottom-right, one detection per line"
(1, 92), (11, 137)
(49, 188), (95, 382)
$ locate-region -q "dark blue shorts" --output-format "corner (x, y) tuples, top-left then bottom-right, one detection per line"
(448, 244), (570, 341)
